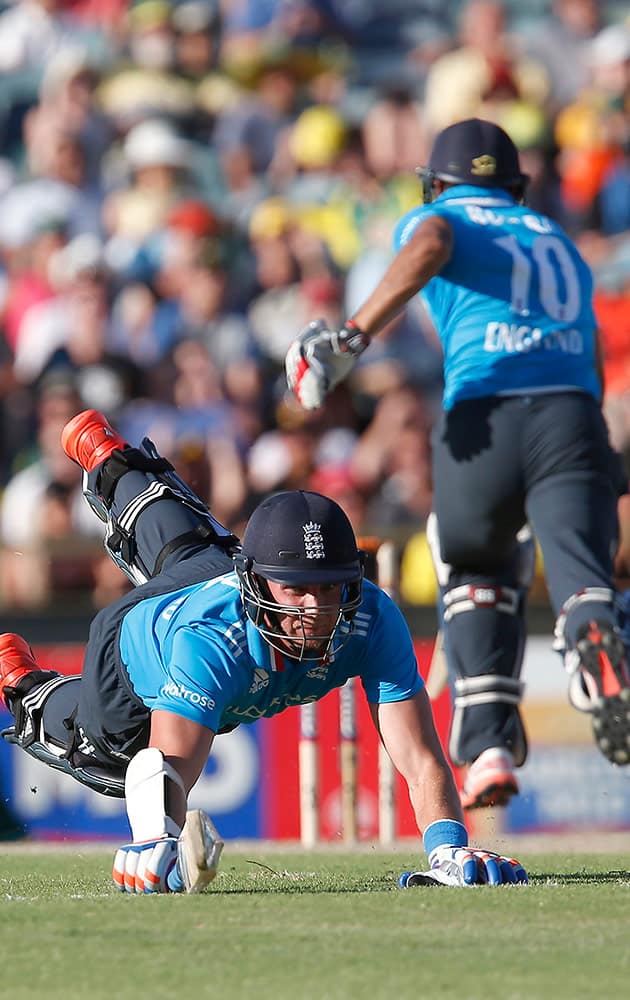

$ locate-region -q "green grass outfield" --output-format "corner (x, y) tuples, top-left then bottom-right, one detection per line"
(1, 843), (629, 1000)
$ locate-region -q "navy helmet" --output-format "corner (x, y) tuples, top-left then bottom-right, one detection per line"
(417, 118), (529, 203)
(233, 490), (364, 660)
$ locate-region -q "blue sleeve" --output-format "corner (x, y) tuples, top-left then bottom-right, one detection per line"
(393, 205), (435, 252)
(152, 626), (244, 731)
(359, 590), (424, 704)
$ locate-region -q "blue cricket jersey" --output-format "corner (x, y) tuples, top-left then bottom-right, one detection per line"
(118, 572), (424, 732)
(393, 186), (600, 410)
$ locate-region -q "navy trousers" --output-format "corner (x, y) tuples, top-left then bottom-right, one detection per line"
(431, 390), (623, 761)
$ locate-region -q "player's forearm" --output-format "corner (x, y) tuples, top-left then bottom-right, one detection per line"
(407, 752), (466, 833)
(594, 327), (605, 398)
(148, 710), (215, 828)
(373, 692), (464, 832)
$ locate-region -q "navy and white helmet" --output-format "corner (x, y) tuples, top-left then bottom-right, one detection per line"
(233, 490), (364, 661)
(417, 117), (529, 203)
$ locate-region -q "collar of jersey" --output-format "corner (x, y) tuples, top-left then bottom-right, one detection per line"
(244, 616), (276, 669)
(434, 185), (517, 206)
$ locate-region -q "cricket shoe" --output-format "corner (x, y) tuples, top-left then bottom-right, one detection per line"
(460, 747), (519, 810)
(571, 621), (630, 765)
(0, 633), (57, 710)
(61, 409), (128, 473)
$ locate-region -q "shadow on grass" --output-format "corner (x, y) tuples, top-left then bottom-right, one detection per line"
(212, 863), (630, 894)
(217, 886), (391, 895)
(213, 862), (399, 893)
(529, 870), (630, 885)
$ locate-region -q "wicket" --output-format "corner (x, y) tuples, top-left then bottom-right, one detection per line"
(298, 537), (399, 846)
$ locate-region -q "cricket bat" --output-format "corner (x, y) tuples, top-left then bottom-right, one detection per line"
(169, 809), (224, 894)
(425, 629), (449, 700)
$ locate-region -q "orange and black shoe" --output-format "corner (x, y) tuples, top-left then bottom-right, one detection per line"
(573, 621), (630, 765)
(61, 409), (128, 473)
(460, 747), (519, 810)
(0, 633), (41, 709)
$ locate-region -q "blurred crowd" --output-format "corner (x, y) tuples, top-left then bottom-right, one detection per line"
(0, 0), (629, 611)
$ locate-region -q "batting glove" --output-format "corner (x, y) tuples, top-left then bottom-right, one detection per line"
(112, 836), (181, 894)
(399, 845), (528, 888)
(285, 318), (370, 410)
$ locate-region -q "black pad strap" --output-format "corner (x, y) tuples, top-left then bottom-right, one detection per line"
(99, 448), (175, 506)
(153, 528), (213, 576)
(153, 524), (238, 576)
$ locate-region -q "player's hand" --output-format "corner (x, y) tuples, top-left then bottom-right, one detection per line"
(399, 845), (528, 887)
(285, 319), (369, 410)
(112, 836), (181, 894)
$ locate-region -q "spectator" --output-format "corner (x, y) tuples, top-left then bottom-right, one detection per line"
(13, 234), (140, 423)
(172, 0), (221, 81)
(283, 104), (350, 204)
(149, 235), (264, 417)
(349, 385), (434, 532)
(21, 112), (103, 237)
(308, 462), (368, 537)
(0, 0), (109, 80)
(554, 22), (630, 233)
(212, 56), (301, 178)
(362, 84), (428, 180)
(0, 0), (627, 626)
(0, 376), (106, 607)
(102, 117), (196, 264)
(96, 0), (196, 129)
(517, 0), (604, 111)
(34, 46), (114, 188)
(246, 425), (318, 502)
(422, 0), (549, 137)
(588, 24), (630, 236)
(1, 220), (67, 358)
(246, 196), (343, 375)
(594, 253), (630, 469)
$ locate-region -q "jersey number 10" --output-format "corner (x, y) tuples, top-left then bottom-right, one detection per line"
(494, 233), (581, 323)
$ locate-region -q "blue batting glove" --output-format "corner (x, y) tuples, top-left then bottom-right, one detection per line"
(399, 845), (528, 887)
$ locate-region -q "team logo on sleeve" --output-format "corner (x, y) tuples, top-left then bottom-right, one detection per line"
(303, 521), (325, 559)
(471, 154), (497, 176)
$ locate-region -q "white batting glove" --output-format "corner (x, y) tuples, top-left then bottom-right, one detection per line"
(399, 845), (528, 888)
(113, 748), (186, 894)
(113, 836), (181, 894)
(285, 318), (370, 410)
